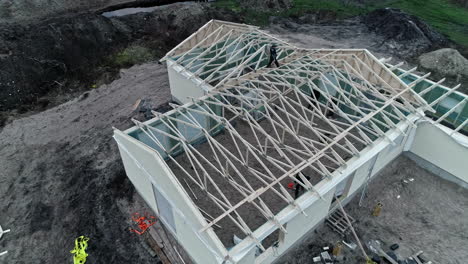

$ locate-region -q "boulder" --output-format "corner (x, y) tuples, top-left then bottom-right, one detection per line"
(418, 48), (468, 79)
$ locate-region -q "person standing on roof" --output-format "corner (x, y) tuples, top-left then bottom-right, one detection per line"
(267, 44), (280, 68)
(308, 88), (322, 109)
(294, 173), (310, 199)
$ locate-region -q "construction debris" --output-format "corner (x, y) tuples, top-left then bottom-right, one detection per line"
(367, 240), (398, 264)
(342, 240), (357, 250)
(129, 212), (157, 235)
(367, 239), (434, 264)
(409, 251), (432, 264)
(390, 243), (399, 251)
(313, 247), (335, 264)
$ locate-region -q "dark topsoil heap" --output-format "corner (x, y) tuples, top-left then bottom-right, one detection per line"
(0, 5), (453, 120)
(363, 8), (447, 57)
(0, 2), (239, 114)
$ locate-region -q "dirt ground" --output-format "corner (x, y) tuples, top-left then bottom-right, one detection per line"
(0, 63), (171, 263)
(0, 2), (239, 115)
(268, 18), (398, 62)
(276, 155), (468, 264)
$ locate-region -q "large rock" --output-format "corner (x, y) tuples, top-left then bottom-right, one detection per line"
(363, 8), (447, 57)
(418, 48), (468, 79)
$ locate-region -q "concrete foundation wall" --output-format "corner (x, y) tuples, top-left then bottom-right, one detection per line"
(114, 130), (227, 264)
(408, 121), (468, 185)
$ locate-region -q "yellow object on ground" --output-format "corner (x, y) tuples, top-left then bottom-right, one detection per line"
(332, 242), (342, 256)
(372, 202), (383, 217)
(70, 236), (89, 264)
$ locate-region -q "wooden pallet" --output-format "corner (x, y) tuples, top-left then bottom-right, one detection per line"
(326, 210), (355, 236)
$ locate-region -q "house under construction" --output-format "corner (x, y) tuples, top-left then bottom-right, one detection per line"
(113, 20), (468, 264)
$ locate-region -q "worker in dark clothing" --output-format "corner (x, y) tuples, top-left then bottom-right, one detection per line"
(267, 44), (279, 68)
(308, 88), (322, 109)
(294, 173), (311, 199)
(326, 98), (338, 118)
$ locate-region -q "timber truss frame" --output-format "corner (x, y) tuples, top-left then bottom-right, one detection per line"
(130, 20), (461, 251)
(382, 58), (467, 135)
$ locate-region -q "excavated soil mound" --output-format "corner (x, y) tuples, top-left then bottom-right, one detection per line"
(363, 8), (447, 57)
(0, 14), (128, 112)
(0, 2), (238, 113)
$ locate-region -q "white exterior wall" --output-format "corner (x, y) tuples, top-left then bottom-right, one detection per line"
(232, 116), (417, 264)
(408, 121), (468, 184)
(347, 156), (375, 196)
(114, 131), (227, 264)
(167, 60), (212, 104)
(282, 188), (335, 244)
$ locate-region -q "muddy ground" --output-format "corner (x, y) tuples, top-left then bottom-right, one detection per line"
(0, 2), (239, 117)
(0, 63), (171, 263)
(277, 155), (468, 264)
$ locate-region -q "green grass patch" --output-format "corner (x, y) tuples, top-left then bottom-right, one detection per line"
(290, 0), (468, 48)
(110, 45), (157, 68)
(212, 0), (468, 48)
(212, 0), (242, 12)
(385, 0), (468, 48)
(213, 0), (377, 25)
(287, 0), (371, 17)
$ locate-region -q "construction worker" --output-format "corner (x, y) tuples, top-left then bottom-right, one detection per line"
(267, 44), (279, 68)
(325, 98), (338, 118)
(308, 88), (322, 109)
(294, 173), (310, 199)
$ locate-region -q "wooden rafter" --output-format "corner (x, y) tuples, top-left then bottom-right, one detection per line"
(130, 21), (455, 247)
